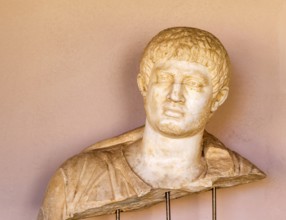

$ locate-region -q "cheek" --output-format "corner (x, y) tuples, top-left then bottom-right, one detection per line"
(146, 86), (169, 108)
(184, 92), (213, 114)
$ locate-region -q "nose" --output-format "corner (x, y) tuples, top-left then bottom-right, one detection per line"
(167, 83), (185, 103)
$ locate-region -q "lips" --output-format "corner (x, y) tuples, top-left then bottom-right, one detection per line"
(163, 106), (184, 118)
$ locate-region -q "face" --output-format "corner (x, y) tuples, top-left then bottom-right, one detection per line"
(144, 60), (213, 138)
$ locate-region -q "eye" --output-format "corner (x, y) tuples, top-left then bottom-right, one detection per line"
(183, 79), (204, 88)
(157, 72), (174, 83)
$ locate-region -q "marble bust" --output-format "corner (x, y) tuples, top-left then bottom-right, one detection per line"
(38, 27), (266, 220)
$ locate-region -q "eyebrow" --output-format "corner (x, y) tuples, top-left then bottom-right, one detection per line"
(183, 73), (209, 84)
(154, 66), (210, 83)
(156, 71), (173, 76)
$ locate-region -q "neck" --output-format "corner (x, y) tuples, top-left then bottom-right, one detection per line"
(124, 120), (206, 189)
(142, 121), (204, 163)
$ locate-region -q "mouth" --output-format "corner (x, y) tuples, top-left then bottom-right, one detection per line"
(163, 107), (184, 118)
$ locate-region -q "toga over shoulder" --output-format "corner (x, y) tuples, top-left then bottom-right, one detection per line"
(38, 127), (265, 220)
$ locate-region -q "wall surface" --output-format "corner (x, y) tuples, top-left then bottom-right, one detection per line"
(0, 0), (285, 219)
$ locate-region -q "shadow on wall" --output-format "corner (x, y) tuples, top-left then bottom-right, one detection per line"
(116, 35), (148, 129)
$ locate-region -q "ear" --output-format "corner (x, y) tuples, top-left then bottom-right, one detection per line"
(137, 73), (147, 97)
(211, 86), (229, 112)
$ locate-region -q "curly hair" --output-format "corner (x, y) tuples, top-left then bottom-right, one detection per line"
(138, 27), (231, 98)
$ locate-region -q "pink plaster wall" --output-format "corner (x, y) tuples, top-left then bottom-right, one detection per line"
(0, 1), (285, 219)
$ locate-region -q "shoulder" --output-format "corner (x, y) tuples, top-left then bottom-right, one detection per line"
(59, 146), (125, 178)
(203, 131), (266, 187)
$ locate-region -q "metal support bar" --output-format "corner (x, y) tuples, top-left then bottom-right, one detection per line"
(212, 187), (217, 220)
(115, 209), (120, 220)
(165, 191), (171, 220)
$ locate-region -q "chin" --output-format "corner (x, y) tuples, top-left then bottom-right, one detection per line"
(156, 121), (203, 138)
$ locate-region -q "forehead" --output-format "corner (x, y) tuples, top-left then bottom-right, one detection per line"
(153, 60), (211, 78)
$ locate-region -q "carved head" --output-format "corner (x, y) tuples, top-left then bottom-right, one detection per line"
(138, 27), (231, 137)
